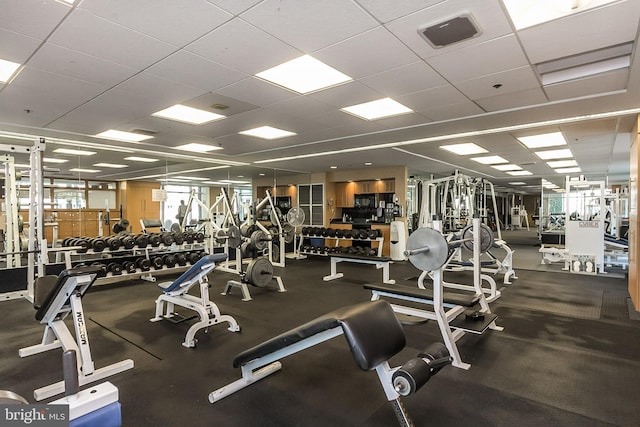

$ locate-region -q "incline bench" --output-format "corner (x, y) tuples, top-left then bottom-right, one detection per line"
(209, 300), (451, 426)
(19, 266), (134, 401)
(150, 253), (240, 348)
(323, 253), (395, 284)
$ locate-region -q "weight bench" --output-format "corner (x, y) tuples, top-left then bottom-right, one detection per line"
(150, 253), (240, 347)
(209, 300), (451, 426)
(19, 266), (134, 401)
(323, 253), (395, 285)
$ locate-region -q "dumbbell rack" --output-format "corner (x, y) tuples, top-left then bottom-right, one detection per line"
(295, 228), (384, 258)
(52, 238), (209, 285)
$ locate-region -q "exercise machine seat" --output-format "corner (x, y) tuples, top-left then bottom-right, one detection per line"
(35, 266), (102, 322)
(158, 253), (227, 293)
(234, 300), (405, 371)
(33, 275), (59, 310)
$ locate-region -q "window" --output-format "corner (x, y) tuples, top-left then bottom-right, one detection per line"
(298, 184), (324, 226)
(161, 184), (208, 226)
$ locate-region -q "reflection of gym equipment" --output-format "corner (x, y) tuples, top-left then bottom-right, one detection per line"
(367, 217), (502, 370)
(150, 254), (240, 347)
(19, 266), (134, 400)
(209, 300), (451, 426)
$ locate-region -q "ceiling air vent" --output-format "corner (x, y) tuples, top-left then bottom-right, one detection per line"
(418, 14), (481, 48)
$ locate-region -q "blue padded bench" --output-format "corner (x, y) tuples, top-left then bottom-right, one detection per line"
(150, 253), (240, 348)
(323, 253), (395, 285)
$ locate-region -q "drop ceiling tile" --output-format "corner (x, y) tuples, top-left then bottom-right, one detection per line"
(475, 87), (548, 112)
(28, 43), (137, 86)
(115, 73), (205, 110)
(386, 0), (514, 60)
(185, 19), (300, 75)
(0, 0), (70, 40)
(307, 81), (383, 109)
(205, 0), (263, 15)
(146, 51), (247, 92)
(422, 102), (485, 122)
(48, 8), (175, 69)
(0, 28), (41, 63)
(360, 62), (448, 97)
(455, 66), (540, 100)
(428, 35), (528, 83)
(78, 0), (232, 46)
(314, 27), (418, 79)
(266, 96), (336, 119)
(397, 85), (470, 113)
(355, 0), (443, 23)
(215, 77), (298, 107)
(183, 93), (260, 116)
(240, 0), (378, 52)
(0, 67), (107, 126)
(544, 69), (629, 101)
(518, 0), (640, 64)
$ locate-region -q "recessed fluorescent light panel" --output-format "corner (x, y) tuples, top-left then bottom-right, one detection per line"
(152, 104), (225, 125)
(239, 126), (296, 140)
(53, 148), (96, 156)
(518, 132), (566, 148)
(471, 155), (508, 165)
(124, 156), (159, 163)
(440, 143), (487, 155)
(492, 164), (522, 171)
(43, 158), (69, 164)
(93, 163), (128, 168)
(502, 0), (618, 30)
(96, 130), (153, 142)
(507, 170), (533, 176)
(508, 182), (526, 185)
(175, 176), (208, 181)
(535, 148), (573, 160)
(341, 98), (413, 121)
(69, 168), (100, 173)
(556, 167), (581, 173)
(547, 159), (577, 168)
(256, 55), (352, 94)
(0, 58), (21, 83)
(174, 143), (222, 153)
(220, 179), (249, 184)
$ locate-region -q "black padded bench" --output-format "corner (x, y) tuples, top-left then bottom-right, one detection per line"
(323, 253), (395, 284)
(364, 283), (480, 308)
(210, 300), (406, 401)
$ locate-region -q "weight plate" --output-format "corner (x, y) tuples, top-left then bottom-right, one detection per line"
(92, 238), (106, 252)
(406, 227), (449, 272)
(460, 223), (494, 253)
(250, 230), (269, 252)
(227, 225), (242, 249)
(215, 229), (228, 245)
(245, 257), (273, 288)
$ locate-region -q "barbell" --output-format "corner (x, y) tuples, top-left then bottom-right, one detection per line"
(405, 224), (495, 272)
(214, 225), (242, 249)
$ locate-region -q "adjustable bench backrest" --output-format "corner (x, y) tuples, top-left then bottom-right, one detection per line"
(34, 266), (102, 324)
(140, 219), (165, 233)
(233, 300), (406, 371)
(161, 253), (227, 294)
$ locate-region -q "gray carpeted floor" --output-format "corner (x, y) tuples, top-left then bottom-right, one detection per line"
(1, 255), (639, 426)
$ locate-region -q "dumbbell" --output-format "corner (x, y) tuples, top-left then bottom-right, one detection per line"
(62, 237), (74, 247)
(163, 254), (177, 268)
(151, 256), (164, 270)
(160, 232), (174, 246)
(184, 231), (195, 244)
(327, 228), (336, 237)
(70, 238), (90, 253)
(343, 229), (352, 238)
(172, 232), (185, 245)
(88, 237), (106, 252)
(189, 252), (201, 264)
(106, 236), (122, 251)
(367, 229), (379, 239)
(122, 261), (137, 274)
(121, 235), (136, 250)
(135, 234), (149, 248)
(136, 258), (151, 272)
(107, 262), (123, 275)
(148, 233), (162, 247)
(91, 262), (107, 278)
(335, 229), (344, 238)
(194, 232), (205, 243)
(175, 252), (188, 266)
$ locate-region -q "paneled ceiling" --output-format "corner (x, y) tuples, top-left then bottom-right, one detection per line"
(1, 0), (639, 192)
